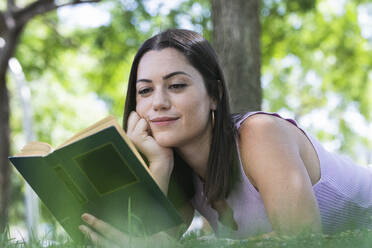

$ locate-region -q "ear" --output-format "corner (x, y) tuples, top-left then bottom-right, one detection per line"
(210, 80), (223, 110)
(210, 97), (217, 110)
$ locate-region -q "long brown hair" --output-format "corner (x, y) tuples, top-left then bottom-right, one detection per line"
(123, 29), (239, 204)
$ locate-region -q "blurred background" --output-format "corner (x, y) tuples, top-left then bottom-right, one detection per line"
(1, 0), (372, 243)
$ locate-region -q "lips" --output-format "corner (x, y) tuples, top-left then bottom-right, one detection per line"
(150, 116), (179, 126)
(150, 116), (179, 122)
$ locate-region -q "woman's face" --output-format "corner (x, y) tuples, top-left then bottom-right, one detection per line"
(135, 48), (216, 148)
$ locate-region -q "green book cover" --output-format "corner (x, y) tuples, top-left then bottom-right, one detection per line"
(9, 117), (183, 242)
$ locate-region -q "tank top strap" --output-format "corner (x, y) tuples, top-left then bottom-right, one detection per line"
(234, 111), (300, 130)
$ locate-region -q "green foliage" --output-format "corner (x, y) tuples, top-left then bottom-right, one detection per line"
(0, 227), (13, 247)
(7, 0), (372, 240)
(261, 0), (372, 160)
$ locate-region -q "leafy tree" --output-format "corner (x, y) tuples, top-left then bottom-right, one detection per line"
(261, 0), (372, 160)
(0, 0), (101, 233)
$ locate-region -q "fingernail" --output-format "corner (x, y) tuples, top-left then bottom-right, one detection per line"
(81, 213), (90, 223)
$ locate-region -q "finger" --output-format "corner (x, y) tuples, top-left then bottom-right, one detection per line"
(127, 111), (140, 133)
(82, 213), (129, 244)
(79, 225), (119, 248)
(133, 118), (149, 138)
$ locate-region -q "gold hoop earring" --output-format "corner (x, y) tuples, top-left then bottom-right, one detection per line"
(211, 110), (215, 129)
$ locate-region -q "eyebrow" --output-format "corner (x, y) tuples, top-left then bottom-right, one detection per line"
(136, 71), (191, 83)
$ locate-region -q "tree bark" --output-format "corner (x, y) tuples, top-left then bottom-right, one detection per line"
(0, 74), (10, 232)
(211, 0), (262, 113)
(0, 17), (22, 234)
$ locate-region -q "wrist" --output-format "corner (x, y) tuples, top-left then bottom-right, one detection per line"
(150, 157), (174, 171)
(149, 159), (174, 196)
(150, 152), (174, 166)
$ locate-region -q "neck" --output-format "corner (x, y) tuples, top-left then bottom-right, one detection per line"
(176, 125), (213, 180)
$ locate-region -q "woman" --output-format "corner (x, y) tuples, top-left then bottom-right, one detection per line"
(78, 29), (372, 246)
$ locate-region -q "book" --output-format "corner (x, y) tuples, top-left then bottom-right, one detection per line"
(9, 115), (184, 242)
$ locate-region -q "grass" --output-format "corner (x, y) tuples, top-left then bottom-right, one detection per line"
(182, 229), (372, 248)
(3, 228), (372, 248)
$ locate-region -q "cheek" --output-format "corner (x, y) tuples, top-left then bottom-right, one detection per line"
(182, 97), (210, 124)
(135, 98), (149, 117)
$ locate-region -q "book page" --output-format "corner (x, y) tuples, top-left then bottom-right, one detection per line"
(56, 115), (118, 149)
(14, 142), (54, 157)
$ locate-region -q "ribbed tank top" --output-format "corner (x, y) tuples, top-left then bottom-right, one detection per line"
(191, 111), (372, 238)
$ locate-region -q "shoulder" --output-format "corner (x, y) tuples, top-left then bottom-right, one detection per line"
(237, 113), (304, 187)
(237, 113), (300, 162)
(238, 113), (299, 142)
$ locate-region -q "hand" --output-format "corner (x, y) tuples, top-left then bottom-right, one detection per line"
(127, 111), (174, 195)
(127, 111), (173, 167)
(79, 213), (132, 248)
(79, 213), (180, 248)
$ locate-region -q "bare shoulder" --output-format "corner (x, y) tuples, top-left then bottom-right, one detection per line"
(237, 114), (303, 188)
(238, 113), (298, 142)
(237, 113), (320, 188)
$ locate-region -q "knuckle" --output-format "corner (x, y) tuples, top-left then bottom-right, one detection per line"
(127, 113), (139, 125)
(129, 136), (141, 148)
(126, 132), (133, 140)
(129, 111), (139, 119)
(137, 118), (146, 125)
(128, 132), (138, 142)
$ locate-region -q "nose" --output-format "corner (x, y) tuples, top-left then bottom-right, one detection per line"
(152, 88), (171, 111)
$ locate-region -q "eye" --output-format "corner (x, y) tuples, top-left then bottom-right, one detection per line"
(169, 83), (187, 90)
(138, 87), (153, 96)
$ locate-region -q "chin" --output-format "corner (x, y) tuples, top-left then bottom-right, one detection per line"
(153, 133), (181, 148)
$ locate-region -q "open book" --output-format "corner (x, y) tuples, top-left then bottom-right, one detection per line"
(9, 116), (183, 242)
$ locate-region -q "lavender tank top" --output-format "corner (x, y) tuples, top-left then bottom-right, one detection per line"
(191, 111), (372, 238)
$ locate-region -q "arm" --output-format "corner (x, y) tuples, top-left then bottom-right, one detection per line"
(79, 214), (179, 248)
(238, 114), (322, 235)
(79, 200), (194, 247)
(126, 111), (174, 194)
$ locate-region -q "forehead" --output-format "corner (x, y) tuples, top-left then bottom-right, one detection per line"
(137, 48), (198, 78)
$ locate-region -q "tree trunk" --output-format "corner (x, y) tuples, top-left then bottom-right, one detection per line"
(0, 74), (10, 232)
(211, 0), (262, 113)
(0, 24), (16, 233)
(0, 20), (24, 232)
